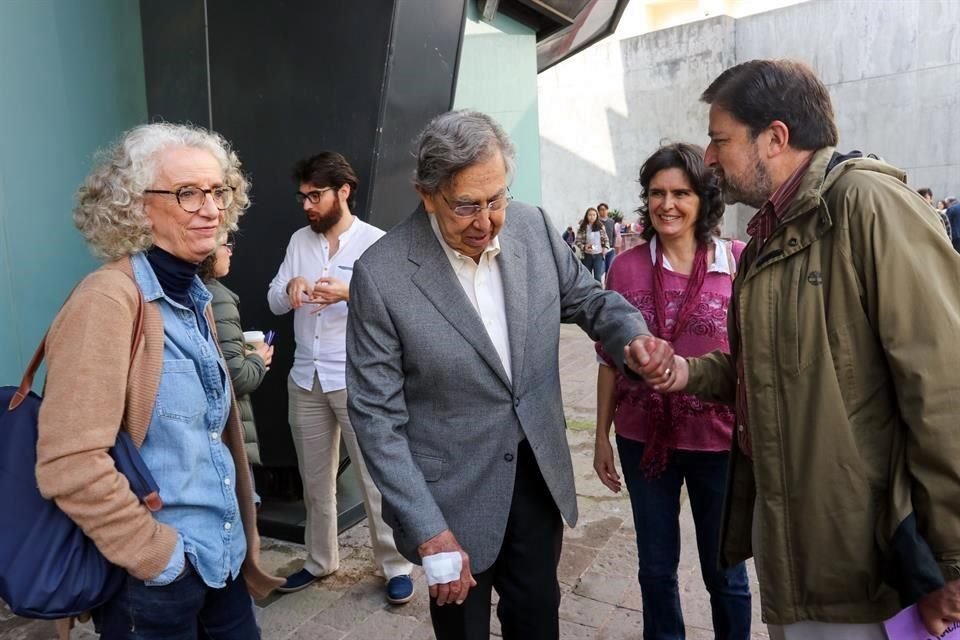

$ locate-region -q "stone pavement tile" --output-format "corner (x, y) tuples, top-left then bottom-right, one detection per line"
(607, 530), (636, 551)
(558, 542), (600, 587)
(573, 570), (633, 606)
(306, 575), (391, 631)
(405, 620), (438, 640)
(285, 619), (345, 640)
(618, 580), (643, 611)
(561, 619), (600, 639)
(585, 536), (639, 579)
(338, 520), (372, 550)
(560, 593), (616, 629)
(575, 499), (633, 535)
(596, 606), (644, 639)
(680, 597), (715, 634)
(612, 514), (637, 534)
(1, 621), (59, 640)
(746, 562), (765, 634)
(494, 616), (598, 640)
(490, 605), (501, 637)
(341, 608), (421, 639)
(566, 390), (599, 417)
(259, 539), (310, 578)
(685, 625), (717, 639)
(259, 586), (341, 639)
(564, 516), (623, 550)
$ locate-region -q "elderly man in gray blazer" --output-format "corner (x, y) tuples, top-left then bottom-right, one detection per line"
(346, 110), (674, 639)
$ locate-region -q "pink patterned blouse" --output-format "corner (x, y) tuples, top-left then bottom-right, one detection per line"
(597, 238), (744, 452)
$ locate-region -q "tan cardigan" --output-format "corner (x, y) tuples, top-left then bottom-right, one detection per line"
(36, 258), (282, 599)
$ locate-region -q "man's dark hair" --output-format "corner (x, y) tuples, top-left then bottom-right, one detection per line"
(701, 59), (839, 151)
(636, 143), (724, 245)
(292, 151), (359, 208)
(918, 187), (933, 199)
(597, 202), (609, 210)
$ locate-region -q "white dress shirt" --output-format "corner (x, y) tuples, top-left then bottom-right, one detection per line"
(428, 214), (512, 382)
(267, 218), (385, 392)
(648, 235), (735, 275)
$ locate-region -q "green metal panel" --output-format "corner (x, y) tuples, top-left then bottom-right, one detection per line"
(0, 0), (147, 384)
(453, 2), (542, 206)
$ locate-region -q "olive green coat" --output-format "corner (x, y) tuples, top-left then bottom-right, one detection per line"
(206, 279), (266, 465)
(687, 147), (960, 625)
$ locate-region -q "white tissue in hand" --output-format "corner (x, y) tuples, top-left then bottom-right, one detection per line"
(422, 551), (462, 586)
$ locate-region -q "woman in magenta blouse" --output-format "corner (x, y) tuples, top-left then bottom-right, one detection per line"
(594, 143), (750, 640)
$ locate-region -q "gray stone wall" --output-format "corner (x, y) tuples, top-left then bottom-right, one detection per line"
(538, 0), (960, 237)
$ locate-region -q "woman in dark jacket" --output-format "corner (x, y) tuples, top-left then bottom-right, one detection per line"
(200, 238), (273, 475)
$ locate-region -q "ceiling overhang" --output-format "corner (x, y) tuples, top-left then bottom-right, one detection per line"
(480, 0), (630, 72)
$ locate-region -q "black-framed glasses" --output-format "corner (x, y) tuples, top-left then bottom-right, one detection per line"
(295, 188), (333, 205)
(441, 190), (514, 217)
(144, 186), (234, 213)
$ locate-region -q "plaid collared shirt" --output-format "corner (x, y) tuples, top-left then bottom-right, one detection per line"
(735, 155), (813, 457)
(745, 156), (813, 246)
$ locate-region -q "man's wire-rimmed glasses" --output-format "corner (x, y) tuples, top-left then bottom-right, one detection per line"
(440, 190), (514, 217)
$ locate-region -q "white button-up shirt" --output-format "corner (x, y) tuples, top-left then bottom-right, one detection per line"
(649, 235), (735, 275)
(429, 214), (512, 382)
(268, 218), (385, 392)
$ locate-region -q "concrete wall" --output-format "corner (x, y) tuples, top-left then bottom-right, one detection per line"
(455, 2), (542, 205)
(736, 0), (960, 202)
(0, 0), (147, 384)
(538, 0), (960, 234)
(538, 15), (737, 233)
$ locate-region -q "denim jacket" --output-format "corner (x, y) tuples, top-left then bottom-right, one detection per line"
(131, 252), (246, 588)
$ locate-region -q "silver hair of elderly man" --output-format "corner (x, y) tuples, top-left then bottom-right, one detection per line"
(413, 109), (517, 194)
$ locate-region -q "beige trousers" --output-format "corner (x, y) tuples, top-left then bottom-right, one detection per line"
(288, 374), (413, 580)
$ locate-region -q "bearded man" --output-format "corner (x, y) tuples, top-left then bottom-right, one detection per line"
(267, 152), (415, 603)
(663, 60), (960, 639)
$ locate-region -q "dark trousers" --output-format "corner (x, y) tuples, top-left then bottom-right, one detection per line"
(430, 439), (563, 640)
(617, 436), (751, 640)
(93, 566), (259, 640)
(604, 249), (615, 274)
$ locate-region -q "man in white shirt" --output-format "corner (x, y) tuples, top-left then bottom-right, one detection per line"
(267, 152), (414, 603)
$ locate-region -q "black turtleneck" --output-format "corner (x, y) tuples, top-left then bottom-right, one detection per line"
(146, 245), (199, 307)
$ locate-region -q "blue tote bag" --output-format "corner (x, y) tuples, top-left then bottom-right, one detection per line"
(0, 288), (162, 619)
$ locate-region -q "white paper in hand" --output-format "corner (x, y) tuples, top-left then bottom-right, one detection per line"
(587, 230), (601, 251)
(422, 551), (463, 586)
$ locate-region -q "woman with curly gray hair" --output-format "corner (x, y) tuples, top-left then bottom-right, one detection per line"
(36, 122), (281, 639)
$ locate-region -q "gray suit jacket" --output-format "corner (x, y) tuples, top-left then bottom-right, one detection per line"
(346, 202), (649, 572)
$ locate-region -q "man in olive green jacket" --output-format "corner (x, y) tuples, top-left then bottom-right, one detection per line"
(663, 60), (960, 638)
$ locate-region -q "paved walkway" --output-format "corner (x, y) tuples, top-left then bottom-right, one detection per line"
(3, 324), (767, 639)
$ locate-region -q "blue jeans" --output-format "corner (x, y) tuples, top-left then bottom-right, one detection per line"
(581, 253), (606, 282)
(604, 249), (615, 274)
(93, 565), (259, 639)
(617, 436), (751, 640)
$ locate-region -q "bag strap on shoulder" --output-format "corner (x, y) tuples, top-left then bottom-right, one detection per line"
(8, 280), (145, 411)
